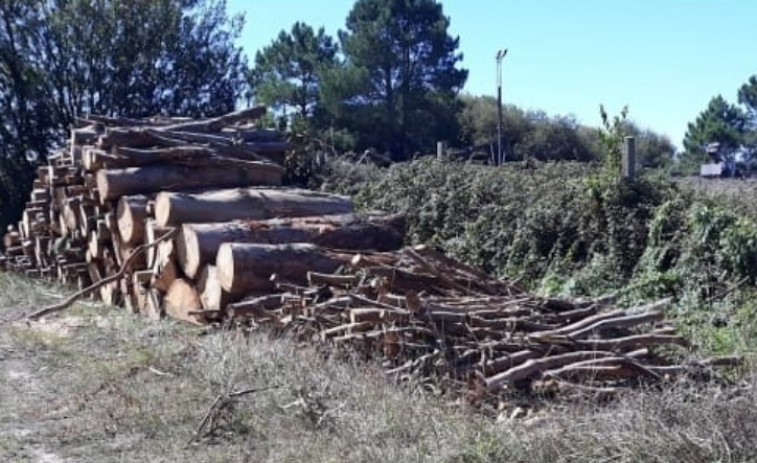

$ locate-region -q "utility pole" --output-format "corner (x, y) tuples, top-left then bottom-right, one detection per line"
(495, 48), (508, 165)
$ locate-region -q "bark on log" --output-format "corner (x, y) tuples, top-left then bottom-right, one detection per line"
(95, 163), (284, 202)
(177, 213), (404, 279)
(119, 243), (147, 273)
(154, 187), (352, 227)
(116, 195), (149, 245)
(485, 351), (618, 391)
(164, 278), (204, 325)
(164, 106), (267, 133)
(91, 145), (277, 169)
(216, 243), (346, 294)
(97, 107), (268, 148)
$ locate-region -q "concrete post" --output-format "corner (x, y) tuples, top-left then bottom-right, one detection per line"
(437, 141), (446, 160)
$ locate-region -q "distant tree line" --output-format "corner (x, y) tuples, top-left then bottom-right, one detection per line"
(0, 0), (678, 236)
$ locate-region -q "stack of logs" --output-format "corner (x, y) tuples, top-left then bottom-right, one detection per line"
(227, 244), (740, 404)
(0, 107), (406, 324)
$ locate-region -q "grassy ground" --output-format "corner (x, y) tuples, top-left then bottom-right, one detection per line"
(2, 272), (757, 462)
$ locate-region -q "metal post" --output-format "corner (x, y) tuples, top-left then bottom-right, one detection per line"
(495, 49), (507, 166)
(497, 83), (503, 165)
(436, 141), (446, 160)
(623, 136), (636, 180)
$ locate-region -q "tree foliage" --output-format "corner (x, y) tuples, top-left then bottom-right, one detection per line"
(738, 75), (757, 120)
(251, 21), (339, 123)
(738, 75), (757, 158)
(682, 95), (748, 167)
(334, 0), (468, 160)
(0, 0), (247, 235)
(456, 95), (672, 167)
(44, 0), (247, 120)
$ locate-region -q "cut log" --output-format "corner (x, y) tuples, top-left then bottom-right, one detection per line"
(120, 277), (137, 314)
(144, 288), (163, 321)
(78, 202), (96, 237)
(3, 231), (21, 248)
(164, 106), (267, 133)
(71, 125), (100, 146)
(153, 239), (179, 292)
(216, 243), (347, 294)
(87, 231), (103, 260)
(145, 220), (171, 269)
(177, 213), (404, 279)
(91, 146), (274, 169)
(198, 265), (237, 312)
(132, 270), (153, 314)
(116, 195), (149, 245)
(154, 187), (352, 227)
(119, 243), (147, 272)
(95, 163), (284, 202)
(164, 279), (204, 325)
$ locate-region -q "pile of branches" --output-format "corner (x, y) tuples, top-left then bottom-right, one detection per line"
(229, 244), (740, 406)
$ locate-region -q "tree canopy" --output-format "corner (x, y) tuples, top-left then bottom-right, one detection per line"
(682, 95), (749, 167)
(334, 0), (468, 160)
(251, 21), (339, 123)
(0, 0), (247, 234)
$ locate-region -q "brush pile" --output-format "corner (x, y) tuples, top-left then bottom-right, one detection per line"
(227, 244), (740, 403)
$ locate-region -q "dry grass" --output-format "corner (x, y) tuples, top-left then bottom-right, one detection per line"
(2, 272), (757, 462)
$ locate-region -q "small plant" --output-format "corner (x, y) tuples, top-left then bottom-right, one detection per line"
(598, 104), (629, 179)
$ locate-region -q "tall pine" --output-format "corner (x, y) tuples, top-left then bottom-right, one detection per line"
(337, 0), (467, 160)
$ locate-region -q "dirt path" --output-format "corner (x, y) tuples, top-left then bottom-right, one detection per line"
(0, 297), (177, 463)
(0, 313), (73, 462)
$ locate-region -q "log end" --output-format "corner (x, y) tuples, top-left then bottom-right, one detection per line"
(95, 170), (110, 204)
(154, 192), (173, 227)
(176, 224), (202, 279)
(164, 278), (205, 325)
(216, 243), (236, 293)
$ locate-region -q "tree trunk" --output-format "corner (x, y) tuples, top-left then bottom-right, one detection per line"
(154, 187), (352, 227)
(95, 162), (284, 202)
(215, 243), (347, 294)
(177, 213), (405, 279)
(116, 195), (149, 245)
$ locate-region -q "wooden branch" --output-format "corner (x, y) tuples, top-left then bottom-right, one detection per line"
(168, 106), (267, 133)
(567, 310), (666, 338)
(485, 351), (618, 391)
(26, 228), (178, 320)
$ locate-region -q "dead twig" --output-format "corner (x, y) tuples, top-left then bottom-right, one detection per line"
(187, 384), (280, 446)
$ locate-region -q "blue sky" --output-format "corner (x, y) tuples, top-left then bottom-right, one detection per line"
(226, 0), (756, 149)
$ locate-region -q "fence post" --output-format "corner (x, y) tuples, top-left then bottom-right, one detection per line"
(623, 136), (636, 180)
(437, 141), (446, 160)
